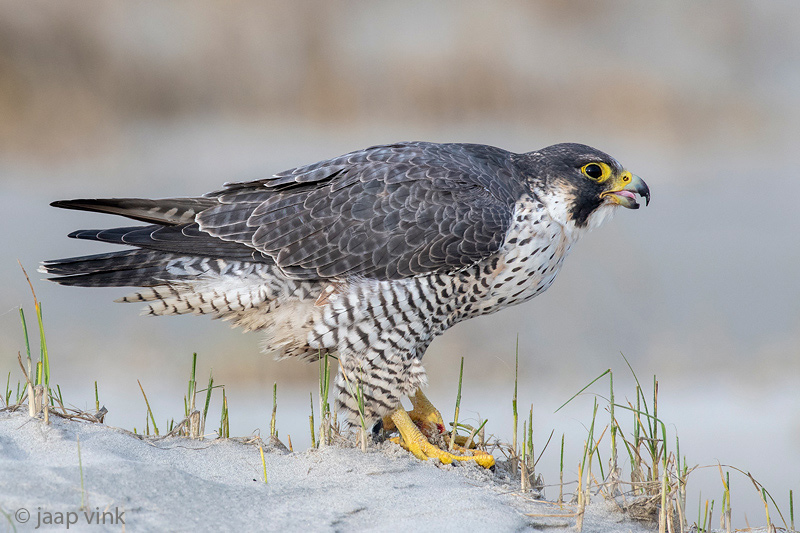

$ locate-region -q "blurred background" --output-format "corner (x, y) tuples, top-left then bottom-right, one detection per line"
(1, 0), (798, 526)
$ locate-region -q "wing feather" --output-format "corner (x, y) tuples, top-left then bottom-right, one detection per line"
(195, 142), (524, 279)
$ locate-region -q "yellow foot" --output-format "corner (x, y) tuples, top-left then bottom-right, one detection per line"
(387, 402), (495, 469)
(382, 390), (479, 448)
(383, 389), (446, 437)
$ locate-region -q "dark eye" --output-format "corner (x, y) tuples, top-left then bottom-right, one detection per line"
(580, 161), (611, 181)
(583, 163), (603, 179)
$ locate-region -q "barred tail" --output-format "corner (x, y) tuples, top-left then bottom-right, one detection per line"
(39, 250), (180, 288)
(40, 249), (312, 337)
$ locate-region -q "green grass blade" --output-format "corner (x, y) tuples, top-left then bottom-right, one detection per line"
(581, 399), (598, 473)
(609, 370), (617, 477)
(187, 353), (198, 415)
(19, 308), (31, 364)
(448, 357), (464, 451)
(218, 387), (229, 438)
(271, 382), (278, 438)
(309, 392), (316, 448)
(527, 404), (534, 471)
(35, 302), (50, 388)
(652, 376), (658, 450)
(513, 336), (519, 459)
(259, 445), (268, 484)
(318, 351), (331, 446)
(137, 379), (160, 436)
(201, 372), (214, 437)
(634, 385), (641, 451)
(4, 372), (12, 407)
(554, 368), (610, 413)
(558, 433), (565, 505)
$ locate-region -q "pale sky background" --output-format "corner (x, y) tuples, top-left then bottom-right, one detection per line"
(1, 1), (798, 526)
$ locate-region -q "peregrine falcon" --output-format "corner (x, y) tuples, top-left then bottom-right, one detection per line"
(42, 142), (649, 467)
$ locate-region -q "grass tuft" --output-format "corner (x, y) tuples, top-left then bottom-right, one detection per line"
(4, 275), (108, 424)
(545, 353), (799, 533)
(555, 359), (686, 531)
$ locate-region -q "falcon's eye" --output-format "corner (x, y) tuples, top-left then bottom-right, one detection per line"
(581, 162), (611, 182)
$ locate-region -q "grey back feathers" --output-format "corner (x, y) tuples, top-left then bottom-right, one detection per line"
(45, 142), (529, 286)
(198, 142), (526, 280)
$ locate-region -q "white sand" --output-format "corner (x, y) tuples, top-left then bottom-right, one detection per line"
(0, 411), (662, 532)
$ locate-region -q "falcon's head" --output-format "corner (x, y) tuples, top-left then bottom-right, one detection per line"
(524, 143), (650, 230)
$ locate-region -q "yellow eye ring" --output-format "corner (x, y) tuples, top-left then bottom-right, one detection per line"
(581, 162), (612, 182)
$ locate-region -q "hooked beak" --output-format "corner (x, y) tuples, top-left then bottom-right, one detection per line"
(601, 171), (650, 209)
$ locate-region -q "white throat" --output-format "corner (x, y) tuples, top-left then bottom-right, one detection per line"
(536, 189), (620, 243)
